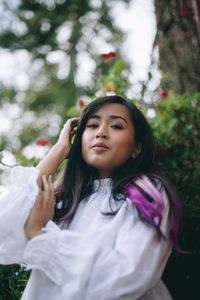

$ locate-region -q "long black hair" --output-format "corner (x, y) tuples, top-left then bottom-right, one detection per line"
(54, 95), (182, 251)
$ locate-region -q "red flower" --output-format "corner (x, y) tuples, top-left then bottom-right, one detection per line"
(36, 138), (49, 146)
(108, 51), (117, 58)
(179, 5), (192, 18)
(78, 98), (85, 107)
(100, 53), (110, 59)
(100, 51), (117, 60)
(159, 89), (168, 98)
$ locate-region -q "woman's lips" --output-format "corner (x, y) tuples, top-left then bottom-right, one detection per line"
(91, 142), (109, 149)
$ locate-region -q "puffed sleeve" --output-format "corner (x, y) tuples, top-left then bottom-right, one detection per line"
(23, 189), (172, 300)
(0, 166), (39, 264)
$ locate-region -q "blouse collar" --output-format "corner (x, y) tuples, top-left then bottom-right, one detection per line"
(92, 178), (112, 192)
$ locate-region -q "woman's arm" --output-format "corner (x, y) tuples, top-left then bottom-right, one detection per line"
(36, 117), (79, 189)
(36, 143), (67, 189)
(24, 117), (79, 239)
(0, 118), (78, 264)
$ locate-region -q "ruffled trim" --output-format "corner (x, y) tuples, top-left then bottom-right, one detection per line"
(24, 220), (96, 287)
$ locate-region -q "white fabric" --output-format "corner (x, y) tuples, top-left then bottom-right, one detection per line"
(0, 166), (173, 300)
(0, 166), (39, 264)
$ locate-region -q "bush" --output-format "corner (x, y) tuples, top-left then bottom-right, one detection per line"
(151, 93), (200, 249)
(0, 265), (29, 299)
(150, 93), (200, 299)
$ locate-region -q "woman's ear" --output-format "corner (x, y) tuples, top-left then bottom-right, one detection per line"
(132, 143), (142, 158)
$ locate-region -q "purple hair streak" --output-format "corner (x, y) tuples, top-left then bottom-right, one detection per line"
(126, 176), (183, 252)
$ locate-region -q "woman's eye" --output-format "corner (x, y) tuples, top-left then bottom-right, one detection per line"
(87, 123), (98, 128)
(111, 124), (123, 130)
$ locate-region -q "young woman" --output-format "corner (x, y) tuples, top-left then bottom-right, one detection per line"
(0, 95), (182, 300)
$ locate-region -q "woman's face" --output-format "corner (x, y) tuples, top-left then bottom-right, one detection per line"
(81, 103), (136, 178)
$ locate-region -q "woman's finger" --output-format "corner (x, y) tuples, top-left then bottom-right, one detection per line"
(68, 119), (79, 138)
(56, 117), (80, 158)
(63, 118), (79, 132)
(47, 175), (56, 212)
(35, 189), (43, 204)
(62, 118), (79, 133)
(47, 175), (55, 200)
(42, 175), (49, 192)
(48, 175), (54, 193)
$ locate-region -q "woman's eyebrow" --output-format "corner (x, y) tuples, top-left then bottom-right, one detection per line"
(89, 114), (127, 124)
(110, 115), (127, 124)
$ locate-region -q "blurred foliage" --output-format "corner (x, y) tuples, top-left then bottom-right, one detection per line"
(0, 0), (130, 109)
(95, 52), (130, 97)
(0, 265), (29, 300)
(151, 93), (200, 246)
(150, 93), (200, 299)
(65, 51), (130, 118)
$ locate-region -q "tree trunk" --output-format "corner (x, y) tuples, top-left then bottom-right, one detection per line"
(155, 0), (200, 93)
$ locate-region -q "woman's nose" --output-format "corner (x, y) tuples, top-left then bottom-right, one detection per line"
(96, 125), (108, 139)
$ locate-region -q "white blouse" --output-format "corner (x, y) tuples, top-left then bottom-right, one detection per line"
(0, 166), (172, 300)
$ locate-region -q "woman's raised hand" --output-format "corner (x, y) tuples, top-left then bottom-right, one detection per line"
(24, 175), (56, 240)
(57, 117), (79, 158)
(36, 117), (79, 190)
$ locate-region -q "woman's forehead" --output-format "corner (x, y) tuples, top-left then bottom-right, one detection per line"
(89, 103), (131, 119)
